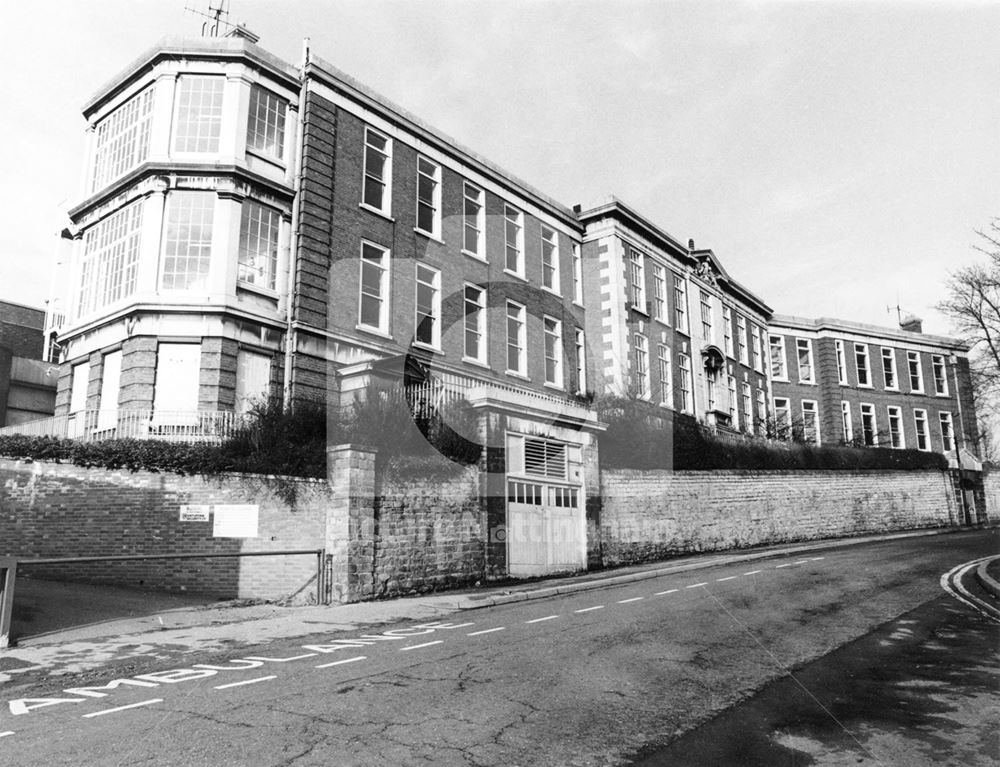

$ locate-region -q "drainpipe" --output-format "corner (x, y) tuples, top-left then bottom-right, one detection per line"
(282, 37), (311, 410)
(950, 354), (969, 524)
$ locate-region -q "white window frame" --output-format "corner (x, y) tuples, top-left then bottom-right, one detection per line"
(70, 361), (90, 415)
(773, 396), (791, 440)
(414, 263), (441, 349)
(362, 126), (392, 216)
(700, 291), (712, 339)
(634, 333), (650, 399)
(652, 264), (667, 323)
(415, 156), (442, 239)
(161, 191), (215, 292)
(97, 350), (122, 431)
(246, 84), (288, 162)
(939, 411), (955, 452)
(860, 403), (878, 446)
(629, 249), (646, 309)
(462, 182), (485, 259)
(674, 275), (688, 333)
(841, 401), (853, 444)
(736, 315), (749, 365)
(572, 243), (584, 305)
(235, 349), (272, 415)
(769, 335), (787, 380)
(172, 75), (225, 154)
(727, 374), (739, 429)
(358, 241), (390, 334)
(78, 200), (144, 318)
(835, 340), (848, 385)
(855, 343), (871, 387)
(802, 400), (820, 445)
(575, 328), (587, 394)
(541, 226), (560, 294)
(887, 405), (905, 449)
(932, 355), (949, 396)
(907, 351), (924, 393)
(92, 86), (154, 192)
(679, 353), (693, 413)
(751, 324), (763, 373)
(503, 204), (524, 277)
(881, 347), (898, 390)
(756, 388), (767, 428)
(505, 300), (527, 377)
(463, 283), (488, 365)
(658, 344), (673, 408)
(796, 338), (815, 383)
(741, 381), (753, 434)
(913, 409), (930, 451)
(543, 315), (563, 388)
(237, 200), (281, 291)
(722, 306), (733, 357)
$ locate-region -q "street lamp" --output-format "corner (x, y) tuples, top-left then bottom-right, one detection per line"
(948, 355), (970, 524)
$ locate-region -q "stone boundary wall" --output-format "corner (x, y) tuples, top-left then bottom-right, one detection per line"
(985, 471), (999, 520)
(0, 459), (329, 602)
(599, 469), (959, 566)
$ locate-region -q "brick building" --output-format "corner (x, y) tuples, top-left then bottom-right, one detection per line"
(0, 300), (57, 427)
(769, 315), (977, 463)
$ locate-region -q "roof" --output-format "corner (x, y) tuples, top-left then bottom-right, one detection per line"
(771, 313), (969, 351)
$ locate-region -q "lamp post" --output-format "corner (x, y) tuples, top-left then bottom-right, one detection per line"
(949, 355), (970, 525)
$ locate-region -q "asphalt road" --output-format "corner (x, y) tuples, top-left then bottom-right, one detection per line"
(1, 529), (997, 767)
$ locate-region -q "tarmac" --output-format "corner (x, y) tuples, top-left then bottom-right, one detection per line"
(1, 527), (997, 688)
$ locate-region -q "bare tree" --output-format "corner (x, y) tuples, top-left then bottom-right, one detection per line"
(939, 218), (1000, 461)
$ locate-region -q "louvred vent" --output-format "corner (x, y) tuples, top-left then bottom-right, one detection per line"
(523, 438), (567, 480)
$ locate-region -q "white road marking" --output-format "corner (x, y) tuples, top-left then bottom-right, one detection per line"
(941, 557), (1000, 624)
(808, 557), (825, 561)
(400, 640), (443, 652)
(83, 699), (163, 718)
(525, 615), (559, 624)
(575, 605), (605, 613)
(443, 622), (476, 629)
(0, 731), (13, 738)
(213, 675), (276, 690)
(794, 559), (811, 565)
(716, 576), (738, 582)
(655, 589), (679, 595)
(686, 582), (708, 589)
(244, 653), (317, 663)
(744, 570), (762, 576)
(617, 597), (644, 603)
(316, 656), (367, 669)
(775, 563), (793, 568)
(467, 627), (506, 636)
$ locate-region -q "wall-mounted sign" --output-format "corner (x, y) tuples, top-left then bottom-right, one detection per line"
(179, 505), (211, 522)
(213, 504), (260, 538)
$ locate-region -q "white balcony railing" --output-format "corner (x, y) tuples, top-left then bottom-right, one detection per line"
(0, 410), (245, 444)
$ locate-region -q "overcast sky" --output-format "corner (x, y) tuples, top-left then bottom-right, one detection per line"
(1, 0), (996, 336)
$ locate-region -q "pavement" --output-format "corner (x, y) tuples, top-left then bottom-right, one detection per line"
(1, 526), (996, 687)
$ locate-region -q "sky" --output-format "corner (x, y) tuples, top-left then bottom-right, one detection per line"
(0, 0), (997, 338)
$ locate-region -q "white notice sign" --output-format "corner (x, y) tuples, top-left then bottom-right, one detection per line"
(212, 504), (260, 538)
(179, 505), (211, 522)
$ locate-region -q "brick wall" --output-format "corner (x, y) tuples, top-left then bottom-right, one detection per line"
(599, 469), (959, 565)
(0, 459), (329, 602)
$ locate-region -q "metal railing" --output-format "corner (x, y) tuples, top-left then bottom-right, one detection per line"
(0, 548), (327, 649)
(0, 409), (246, 444)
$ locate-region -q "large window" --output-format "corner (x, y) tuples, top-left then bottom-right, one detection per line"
(634, 334), (650, 398)
(932, 355), (948, 395)
(907, 351), (924, 392)
(860, 403), (877, 446)
(504, 204), (524, 276)
(358, 241), (390, 332)
(841, 401), (853, 444)
(679, 353), (693, 413)
(238, 201), (280, 290)
(463, 182), (485, 258)
(543, 316), (563, 387)
(802, 400), (819, 445)
(506, 301), (526, 375)
(796, 338), (814, 383)
(835, 340), (848, 385)
(161, 192), (214, 292)
(887, 406), (904, 448)
(658, 345), (673, 408)
(70, 361), (89, 415)
(652, 264), (667, 323)
(247, 85), (287, 161)
(78, 200), (143, 318)
(416, 157), (441, 238)
(769, 335), (787, 379)
(153, 343), (200, 414)
(855, 343), (871, 387)
(674, 276), (688, 332)
(722, 306), (733, 356)
(742, 382), (753, 434)
(92, 87), (154, 192)
(173, 75), (224, 153)
(773, 397), (791, 439)
(727, 375), (739, 429)
(362, 127), (391, 213)
(913, 409), (929, 451)
(235, 349), (272, 414)
(541, 226), (560, 293)
(756, 389), (767, 428)
(700, 291), (712, 339)
(940, 412), (955, 452)
(751, 324), (764, 373)
(736, 315), (749, 365)
(414, 264), (441, 348)
(572, 244), (584, 304)
(630, 249), (646, 308)
(464, 284), (487, 364)
(881, 347), (898, 389)
(575, 328), (587, 394)
(97, 350), (122, 432)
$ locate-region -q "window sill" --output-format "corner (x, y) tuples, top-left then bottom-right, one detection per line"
(245, 147), (286, 172)
(856, 383), (874, 389)
(359, 203), (394, 222)
(462, 249), (488, 264)
(543, 381), (565, 392)
(237, 281), (280, 300)
(355, 324), (393, 340)
(503, 268), (528, 283)
(934, 392), (951, 398)
(414, 228), (444, 245)
(462, 356), (490, 370)
(541, 286), (562, 299)
(411, 341), (442, 354)
(505, 370), (530, 381)
(884, 386), (900, 392)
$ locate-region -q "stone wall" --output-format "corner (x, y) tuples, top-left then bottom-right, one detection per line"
(0, 458), (329, 602)
(985, 471), (1000, 520)
(599, 469), (959, 566)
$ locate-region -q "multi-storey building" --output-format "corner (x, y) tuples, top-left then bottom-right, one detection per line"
(578, 199), (772, 435)
(769, 315), (977, 462)
(0, 300), (57, 427)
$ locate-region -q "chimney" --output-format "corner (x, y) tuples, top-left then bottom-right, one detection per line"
(688, 239), (695, 251)
(572, 204), (582, 215)
(226, 24), (260, 44)
(900, 314), (923, 334)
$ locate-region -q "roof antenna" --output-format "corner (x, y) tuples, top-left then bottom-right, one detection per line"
(185, 0), (233, 37)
